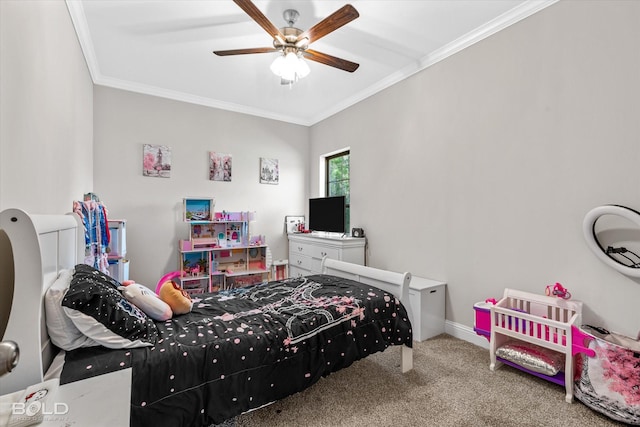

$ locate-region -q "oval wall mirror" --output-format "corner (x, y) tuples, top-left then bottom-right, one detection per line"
(583, 205), (640, 277)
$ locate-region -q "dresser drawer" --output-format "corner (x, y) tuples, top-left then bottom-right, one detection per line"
(312, 245), (339, 260)
(289, 252), (314, 272)
(288, 235), (365, 278)
(290, 241), (315, 257)
(290, 241), (340, 260)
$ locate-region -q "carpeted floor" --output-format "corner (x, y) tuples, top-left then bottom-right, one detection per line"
(227, 334), (625, 427)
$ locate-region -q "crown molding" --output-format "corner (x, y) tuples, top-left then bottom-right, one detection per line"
(309, 0), (559, 125)
(66, 0), (558, 127)
(94, 76), (312, 126)
(66, 0), (100, 83)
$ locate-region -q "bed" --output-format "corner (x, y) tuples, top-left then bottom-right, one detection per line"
(0, 208), (414, 426)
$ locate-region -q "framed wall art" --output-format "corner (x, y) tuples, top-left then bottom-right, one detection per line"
(260, 157), (279, 185)
(209, 152), (232, 182)
(143, 144), (171, 178)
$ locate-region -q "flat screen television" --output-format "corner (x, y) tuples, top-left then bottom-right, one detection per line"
(308, 196), (346, 233)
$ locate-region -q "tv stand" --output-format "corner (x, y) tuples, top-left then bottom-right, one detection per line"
(288, 233), (365, 277)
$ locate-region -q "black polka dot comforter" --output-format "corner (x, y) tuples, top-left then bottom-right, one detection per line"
(60, 274), (413, 427)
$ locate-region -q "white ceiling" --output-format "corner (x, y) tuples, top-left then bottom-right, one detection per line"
(67, 0), (556, 126)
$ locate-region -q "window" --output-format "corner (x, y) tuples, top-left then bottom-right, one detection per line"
(325, 150), (350, 233)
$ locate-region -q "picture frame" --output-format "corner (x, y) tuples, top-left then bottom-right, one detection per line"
(210, 152), (232, 182)
(285, 215), (305, 234)
(260, 157), (279, 184)
(143, 144), (171, 178)
(183, 198), (215, 222)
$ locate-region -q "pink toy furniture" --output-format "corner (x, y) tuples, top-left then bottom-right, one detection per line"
(473, 300), (494, 340)
(474, 289), (595, 403)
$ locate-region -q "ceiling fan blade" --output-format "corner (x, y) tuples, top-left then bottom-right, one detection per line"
(303, 49), (359, 73)
(297, 4), (359, 44)
(233, 0), (285, 42)
(214, 47), (279, 56)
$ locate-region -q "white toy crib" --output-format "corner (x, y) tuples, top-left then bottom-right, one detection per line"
(488, 289), (595, 403)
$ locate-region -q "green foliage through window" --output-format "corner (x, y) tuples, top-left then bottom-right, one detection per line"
(326, 151), (350, 232)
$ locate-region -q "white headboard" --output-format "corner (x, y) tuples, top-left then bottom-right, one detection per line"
(0, 208), (83, 394)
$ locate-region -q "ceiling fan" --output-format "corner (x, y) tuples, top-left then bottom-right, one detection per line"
(213, 0), (359, 83)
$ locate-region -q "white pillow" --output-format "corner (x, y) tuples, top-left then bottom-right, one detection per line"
(62, 308), (155, 349)
(119, 283), (173, 321)
(61, 264), (158, 349)
(44, 269), (97, 350)
(62, 308), (154, 349)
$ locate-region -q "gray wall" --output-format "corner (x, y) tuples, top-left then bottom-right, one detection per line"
(0, 0), (93, 338)
(310, 0), (640, 337)
(0, 0), (93, 213)
(92, 87), (309, 288)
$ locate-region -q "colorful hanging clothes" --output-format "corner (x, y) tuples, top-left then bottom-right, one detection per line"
(73, 200), (110, 275)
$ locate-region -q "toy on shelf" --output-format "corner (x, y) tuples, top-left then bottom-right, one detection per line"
(473, 298), (498, 341)
(182, 252), (209, 276)
(271, 259), (289, 281)
(183, 198), (215, 222)
(545, 282), (571, 300)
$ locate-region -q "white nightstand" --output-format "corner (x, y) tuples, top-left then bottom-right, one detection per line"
(0, 368), (131, 426)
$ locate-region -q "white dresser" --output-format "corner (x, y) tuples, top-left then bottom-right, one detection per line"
(288, 233), (365, 277)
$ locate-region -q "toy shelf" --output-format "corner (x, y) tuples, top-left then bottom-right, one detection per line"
(178, 208), (269, 292)
(225, 268), (269, 277)
(180, 276), (210, 296)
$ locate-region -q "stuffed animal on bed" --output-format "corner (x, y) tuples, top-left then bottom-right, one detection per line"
(158, 280), (193, 315)
(119, 283), (173, 321)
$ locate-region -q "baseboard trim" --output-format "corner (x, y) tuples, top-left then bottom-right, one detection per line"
(444, 320), (489, 350)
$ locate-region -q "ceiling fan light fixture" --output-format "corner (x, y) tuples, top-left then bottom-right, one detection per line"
(270, 51), (310, 83)
(270, 55), (286, 76)
(296, 53), (310, 78)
